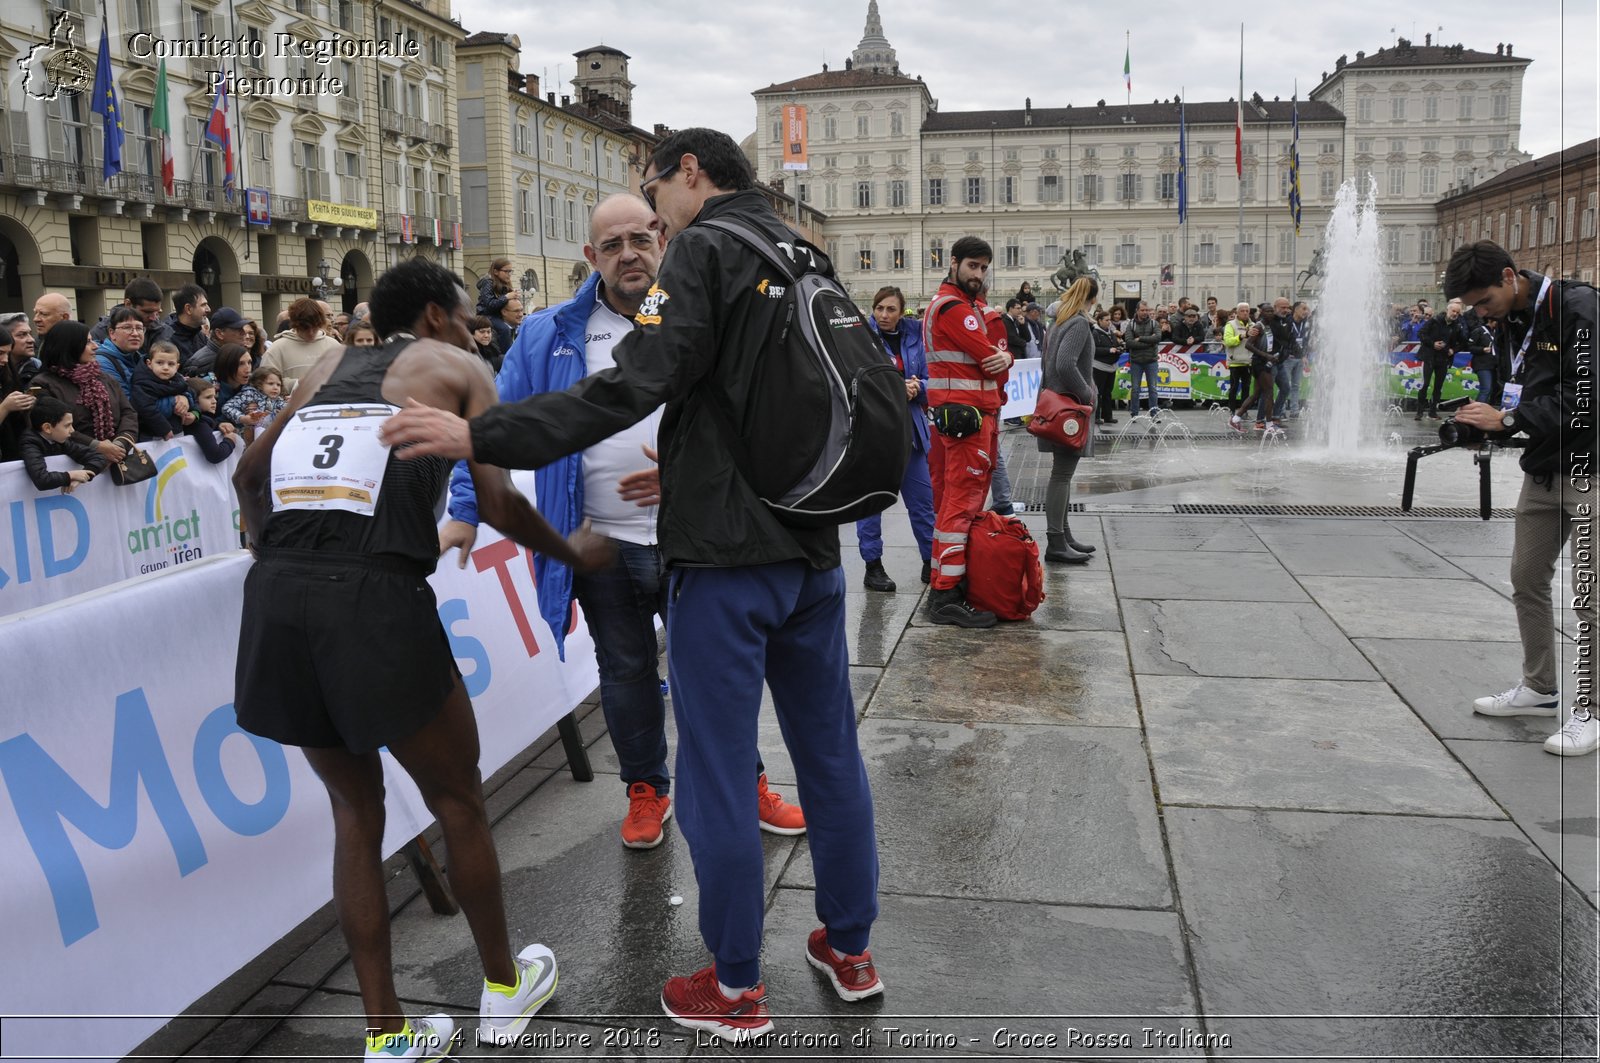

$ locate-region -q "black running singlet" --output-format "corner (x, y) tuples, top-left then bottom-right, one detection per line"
(259, 340), (451, 570)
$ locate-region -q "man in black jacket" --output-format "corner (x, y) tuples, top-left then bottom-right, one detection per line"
(382, 127), (881, 1041)
(165, 284), (209, 364)
(1447, 241), (1597, 756)
(1414, 300), (1468, 419)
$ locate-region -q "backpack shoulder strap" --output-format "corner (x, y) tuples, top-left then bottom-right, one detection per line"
(699, 216), (809, 284)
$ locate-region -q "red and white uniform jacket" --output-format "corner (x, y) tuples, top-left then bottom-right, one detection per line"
(922, 280), (1009, 414)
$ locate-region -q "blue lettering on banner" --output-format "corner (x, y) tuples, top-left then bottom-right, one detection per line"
(0, 688), (293, 947)
(1006, 368), (1041, 404)
(0, 495), (91, 590)
(439, 598), (491, 697)
(191, 705), (291, 836)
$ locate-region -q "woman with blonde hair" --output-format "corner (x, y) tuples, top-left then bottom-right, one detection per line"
(1037, 276), (1100, 564)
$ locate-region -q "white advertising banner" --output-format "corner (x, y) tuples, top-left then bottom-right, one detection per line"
(0, 436), (242, 619)
(999, 357), (1042, 419)
(0, 483), (599, 1063)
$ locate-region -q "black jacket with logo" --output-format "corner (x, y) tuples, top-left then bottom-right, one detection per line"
(1497, 270), (1597, 483)
(470, 189), (840, 569)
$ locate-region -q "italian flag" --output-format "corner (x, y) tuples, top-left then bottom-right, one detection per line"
(152, 59), (174, 194)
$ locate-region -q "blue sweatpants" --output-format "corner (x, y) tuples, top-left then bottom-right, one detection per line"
(855, 447), (935, 563)
(666, 561), (879, 988)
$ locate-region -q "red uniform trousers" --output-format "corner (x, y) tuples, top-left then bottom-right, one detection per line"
(927, 415), (998, 591)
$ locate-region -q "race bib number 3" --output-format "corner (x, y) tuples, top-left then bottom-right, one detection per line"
(270, 403), (399, 516)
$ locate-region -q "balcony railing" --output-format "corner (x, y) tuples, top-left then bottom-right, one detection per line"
(383, 212), (460, 243)
(378, 109), (405, 135)
(176, 179), (242, 213)
(338, 98), (362, 123)
(273, 195), (308, 222)
(403, 116), (429, 141)
(429, 123), (452, 149)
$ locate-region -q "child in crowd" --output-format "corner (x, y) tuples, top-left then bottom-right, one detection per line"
(223, 366), (287, 440)
(23, 396), (107, 493)
(185, 380), (238, 464)
(130, 341), (194, 440)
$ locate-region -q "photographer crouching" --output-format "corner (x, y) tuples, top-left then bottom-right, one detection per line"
(1444, 241), (1596, 756)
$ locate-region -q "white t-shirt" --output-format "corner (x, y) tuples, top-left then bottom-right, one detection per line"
(581, 298), (662, 545)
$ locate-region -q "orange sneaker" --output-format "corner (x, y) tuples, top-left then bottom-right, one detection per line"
(621, 781), (672, 849)
(756, 773), (806, 835)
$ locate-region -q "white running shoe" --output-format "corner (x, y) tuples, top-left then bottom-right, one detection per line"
(479, 943), (559, 1045)
(1472, 684), (1560, 717)
(363, 1015), (457, 1061)
(1544, 711), (1600, 756)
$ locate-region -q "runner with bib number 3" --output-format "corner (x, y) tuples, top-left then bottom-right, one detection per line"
(232, 256), (613, 1061)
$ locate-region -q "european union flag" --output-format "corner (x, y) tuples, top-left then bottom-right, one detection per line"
(1177, 101), (1188, 225)
(1288, 97), (1303, 235)
(90, 25), (122, 182)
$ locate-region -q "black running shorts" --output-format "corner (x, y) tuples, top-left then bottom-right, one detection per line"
(234, 549), (459, 755)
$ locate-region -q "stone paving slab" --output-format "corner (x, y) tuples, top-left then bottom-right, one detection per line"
(1352, 638), (1553, 743)
(1446, 738), (1600, 901)
(1166, 806), (1598, 1057)
(871, 627), (1139, 728)
(782, 720), (1171, 909)
(714, 888), (1201, 1059)
(1300, 575), (1521, 641)
(1392, 518), (1519, 556)
(1139, 676), (1505, 818)
(310, 774), (802, 1021)
(1029, 565), (1125, 632)
(845, 590), (927, 667)
(1100, 514), (1266, 553)
(1254, 530), (1472, 579)
(1123, 599), (1380, 680)
(1109, 548), (1308, 601)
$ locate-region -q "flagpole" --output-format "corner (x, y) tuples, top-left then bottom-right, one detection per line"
(226, 0), (249, 259)
(98, 0), (110, 188)
(1235, 23), (1244, 302)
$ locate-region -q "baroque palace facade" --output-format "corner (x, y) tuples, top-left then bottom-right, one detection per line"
(753, 2), (1532, 309)
(0, 0), (463, 321)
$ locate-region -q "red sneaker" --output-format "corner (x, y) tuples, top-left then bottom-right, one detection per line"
(756, 773), (806, 835)
(805, 928), (884, 1001)
(620, 782), (672, 849)
(660, 966), (774, 1043)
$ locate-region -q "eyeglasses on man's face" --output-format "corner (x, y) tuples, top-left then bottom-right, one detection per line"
(640, 163), (679, 211)
(114, 323), (146, 333)
(595, 232), (657, 257)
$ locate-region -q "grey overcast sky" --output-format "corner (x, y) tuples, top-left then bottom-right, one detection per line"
(452, 0), (1597, 161)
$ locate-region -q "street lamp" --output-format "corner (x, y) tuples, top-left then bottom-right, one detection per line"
(197, 263), (218, 288)
(311, 258), (343, 297)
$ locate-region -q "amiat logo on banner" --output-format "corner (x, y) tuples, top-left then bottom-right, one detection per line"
(126, 448), (206, 572)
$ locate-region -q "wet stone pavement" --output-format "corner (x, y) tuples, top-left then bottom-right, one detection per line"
(157, 411), (1596, 1062)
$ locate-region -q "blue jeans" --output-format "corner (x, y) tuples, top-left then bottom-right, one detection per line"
(1275, 356), (1303, 415)
(856, 445), (934, 562)
(667, 562), (878, 987)
(1128, 360), (1160, 415)
(1475, 368), (1496, 403)
(571, 541), (670, 793)
(988, 437), (1013, 511)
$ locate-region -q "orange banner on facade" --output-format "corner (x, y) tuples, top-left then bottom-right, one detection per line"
(782, 104), (808, 171)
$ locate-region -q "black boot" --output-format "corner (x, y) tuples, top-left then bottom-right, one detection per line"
(862, 560), (896, 592)
(1044, 532), (1091, 564)
(925, 587), (997, 628)
(920, 559), (931, 584)
(1064, 524), (1096, 554)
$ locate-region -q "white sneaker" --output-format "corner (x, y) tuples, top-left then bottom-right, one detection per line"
(363, 1015), (457, 1061)
(479, 943), (559, 1045)
(1229, 414), (1243, 430)
(1544, 711), (1600, 756)
(1472, 684), (1560, 717)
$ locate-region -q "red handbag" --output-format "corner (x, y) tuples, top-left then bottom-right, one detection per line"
(1027, 389), (1094, 452)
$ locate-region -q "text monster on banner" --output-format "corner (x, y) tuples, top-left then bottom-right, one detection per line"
(0, 435), (241, 618)
(0, 471), (600, 1063)
(782, 103), (809, 171)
